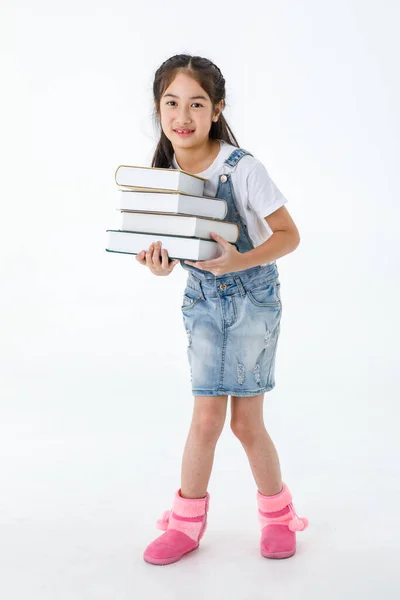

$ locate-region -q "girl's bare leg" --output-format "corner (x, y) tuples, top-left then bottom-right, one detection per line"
(180, 395), (228, 498)
(230, 394), (282, 496)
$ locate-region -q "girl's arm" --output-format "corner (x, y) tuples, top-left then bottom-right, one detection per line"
(240, 206), (300, 270)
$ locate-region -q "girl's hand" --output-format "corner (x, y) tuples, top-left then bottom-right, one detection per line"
(184, 232), (245, 275)
(136, 241), (179, 276)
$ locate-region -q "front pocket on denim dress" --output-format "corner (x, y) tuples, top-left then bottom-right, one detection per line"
(246, 281), (281, 308)
(181, 286), (204, 312)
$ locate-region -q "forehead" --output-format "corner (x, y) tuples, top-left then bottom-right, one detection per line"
(162, 73), (210, 100)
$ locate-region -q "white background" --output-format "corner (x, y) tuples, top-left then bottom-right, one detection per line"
(1, 0), (399, 598)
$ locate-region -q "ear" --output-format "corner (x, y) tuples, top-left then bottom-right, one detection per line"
(213, 100), (224, 122)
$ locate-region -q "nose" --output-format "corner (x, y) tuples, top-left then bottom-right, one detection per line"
(176, 107), (192, 126)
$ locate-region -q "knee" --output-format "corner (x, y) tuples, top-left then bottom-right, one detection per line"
(192, 414), (225, 444)
(230, 419), (261, 445)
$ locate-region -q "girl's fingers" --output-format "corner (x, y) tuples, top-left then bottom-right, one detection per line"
(152, 241), (162, 265)
(153, 243), (160, 264)
(161, 247), (168, 267)
(138, 242), (176, 270)
(145, 244), (154, 264)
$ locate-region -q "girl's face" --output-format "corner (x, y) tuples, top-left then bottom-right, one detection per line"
(158, 72), (222, 150)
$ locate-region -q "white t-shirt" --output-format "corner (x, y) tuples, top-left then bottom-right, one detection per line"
(172, 139), (288, 267)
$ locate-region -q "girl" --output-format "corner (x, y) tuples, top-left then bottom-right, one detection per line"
(136, 54), (308, 565)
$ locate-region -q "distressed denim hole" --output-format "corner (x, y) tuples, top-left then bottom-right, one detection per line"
(264, 330), (273, 347)
(253, 363), (261, 385)
(237, 363), (246, 385)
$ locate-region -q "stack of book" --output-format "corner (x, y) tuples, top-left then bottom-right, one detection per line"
(105, 165), (240, 262)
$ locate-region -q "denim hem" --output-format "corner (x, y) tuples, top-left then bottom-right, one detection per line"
(190, 384), (275, 397)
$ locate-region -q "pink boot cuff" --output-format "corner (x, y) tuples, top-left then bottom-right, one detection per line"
(256, 482), (309, 533)
(155, 489), (210, 543)
(173, 489), (210, 516)
(257, 482), (292, 512)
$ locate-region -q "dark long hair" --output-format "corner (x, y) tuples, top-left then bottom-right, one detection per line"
(151, 54), (239, 168)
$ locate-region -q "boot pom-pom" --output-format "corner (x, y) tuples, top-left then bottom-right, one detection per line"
(156, 509), (171, 530)
(288, 516), (309, 532)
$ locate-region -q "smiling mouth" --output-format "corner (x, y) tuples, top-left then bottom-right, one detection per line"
(174, 129), (195, 133)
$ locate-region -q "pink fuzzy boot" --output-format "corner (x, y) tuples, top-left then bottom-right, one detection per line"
(143, 489), (210, 565)
(257, 482), (309, 559)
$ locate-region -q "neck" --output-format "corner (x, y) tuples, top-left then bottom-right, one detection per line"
(174, 139), (220, 174)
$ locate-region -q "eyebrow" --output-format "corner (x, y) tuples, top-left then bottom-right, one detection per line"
(163, 93), (208, 101)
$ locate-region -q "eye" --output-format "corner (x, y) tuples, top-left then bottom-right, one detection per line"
(165, 101), (203, 108)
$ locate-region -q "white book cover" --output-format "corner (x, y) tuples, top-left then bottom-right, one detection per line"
(119, 211), (239, 243)
(115, 165), (206, 196)
(105, 230), (238, 261)
(117, 190), (227, 220)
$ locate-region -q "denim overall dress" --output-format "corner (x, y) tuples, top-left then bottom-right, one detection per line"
(177, 147), (282, 397)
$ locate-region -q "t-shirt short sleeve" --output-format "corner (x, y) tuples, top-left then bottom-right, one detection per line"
(246, 160), (288, 218)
